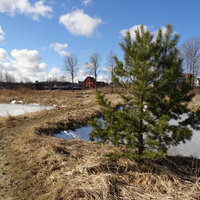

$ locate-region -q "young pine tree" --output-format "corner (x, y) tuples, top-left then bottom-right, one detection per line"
(89, 24), (196, 159)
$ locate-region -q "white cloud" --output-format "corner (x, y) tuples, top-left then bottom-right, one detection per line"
(102, 66), (110, 73)
(11, 49), (41, 64)
(47, 67), (63, 80)
(0, 62), (16, 71)
(0, 47), (102, 83)
(0, 48), (9, 60)
(0, 36), (4, 43)
(120, 25), (149, 40)
(0, 26), (5, 35)
(151, 26), (168, 39)
(0, 0), (53, 20)
(75, 69), (86, 82)
(0, 26), (5, 43)
(49, 43), (70, 56)
(59, 9), (102, 37)
(11, 49), (45, 73)
(49, 67), (60, 75)
(0, 48), (68, 82)
(81, 0), (93, 6)
(8, 49), (47, 81)
(98, 74), (109, 82)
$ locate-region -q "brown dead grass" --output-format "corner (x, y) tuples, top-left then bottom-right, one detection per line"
(188, 94), (200, 111)
(0, 88), (96, 106)
(7, 131), (200, 200)
(0, 87), (121, 106)
(0, 88), (200, 200)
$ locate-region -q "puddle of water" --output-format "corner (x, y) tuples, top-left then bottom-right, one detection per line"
(54, 114), (200, 159)
(53, 126), (93, 141)
(168, 128), (200, 158)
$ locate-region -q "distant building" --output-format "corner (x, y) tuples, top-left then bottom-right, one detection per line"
(177, 73), (200, 87)
(81, 76), (96, 88)
(81, 76), (106, 89)
(196, 78), (200, 86)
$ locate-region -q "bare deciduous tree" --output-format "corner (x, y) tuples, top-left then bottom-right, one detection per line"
(63, 54), (79, 92)
(4, 71), (16, 83)
(181, 36), (200, 86)
(86, 52), (101, 92)
(0, 71), (4, 82)
(58, 75), (67, 82)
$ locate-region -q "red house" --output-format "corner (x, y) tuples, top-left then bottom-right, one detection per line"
(81, 76), (96, 88)
(81, 76), (106, 89)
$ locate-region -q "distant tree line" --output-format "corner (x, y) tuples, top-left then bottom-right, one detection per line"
(1, 33), (200, 92)
(0, 71), (17, 84)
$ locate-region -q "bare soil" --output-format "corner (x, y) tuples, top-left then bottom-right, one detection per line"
(0, 88), (200, 200)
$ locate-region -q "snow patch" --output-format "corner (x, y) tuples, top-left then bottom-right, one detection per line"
(10, 100), (23, 104)
(0, 103), (53, 117)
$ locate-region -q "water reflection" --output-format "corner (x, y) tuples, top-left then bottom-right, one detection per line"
(53, 125), (93, 141)
(54, 115), (200, 159)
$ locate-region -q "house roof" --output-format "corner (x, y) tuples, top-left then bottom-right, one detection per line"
(83, 76), (95, 83)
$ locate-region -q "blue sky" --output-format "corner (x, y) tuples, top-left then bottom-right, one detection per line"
(0, 0), (200, 83)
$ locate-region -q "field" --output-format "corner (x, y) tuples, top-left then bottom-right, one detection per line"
(0, 88), (200, 200)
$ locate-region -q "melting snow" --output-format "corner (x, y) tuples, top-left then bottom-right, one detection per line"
(0, 103), (54, 117)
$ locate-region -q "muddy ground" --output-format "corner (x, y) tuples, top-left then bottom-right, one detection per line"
(0, 88), (200, 200)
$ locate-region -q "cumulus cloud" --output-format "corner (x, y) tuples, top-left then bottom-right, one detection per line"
(49, 67), (60, 74)
(98, 74), (110, 82)
(59, 9), (102, 37)
(0, 48), (69, 82)
(0, 26), (5, 43)
(0, 47), (101, 83)
(102, 66), (110, 73)
(0, 36), (4, 43)
(81, 0), (93, 6)
(151, 26), (169, 38)
(0, 49), (15, 72)
(5, 49), (47, 82)
(0, 62), (16, 71)
(0, 0), (53, 20)
(120, 25), (149, 39)
(11, 49), (46, 74)
(0, 26), (5, 35)
(75, 69), (86, 82)
(49, 43), (70, 56)
(47, 67), (70, 82)
(0, 48), (9, 60)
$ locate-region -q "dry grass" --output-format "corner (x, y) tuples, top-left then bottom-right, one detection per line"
(188, 94), (200, 111)
(0, 88), (200, 200)
(0, 87), (120, 106)
(0, 88), (96, 106)
(7, 132), (200, 200)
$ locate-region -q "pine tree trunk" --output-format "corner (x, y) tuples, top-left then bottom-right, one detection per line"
(138, 94), (144, 155)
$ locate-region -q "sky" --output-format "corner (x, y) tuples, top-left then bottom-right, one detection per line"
(0, 0), (200, 83)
